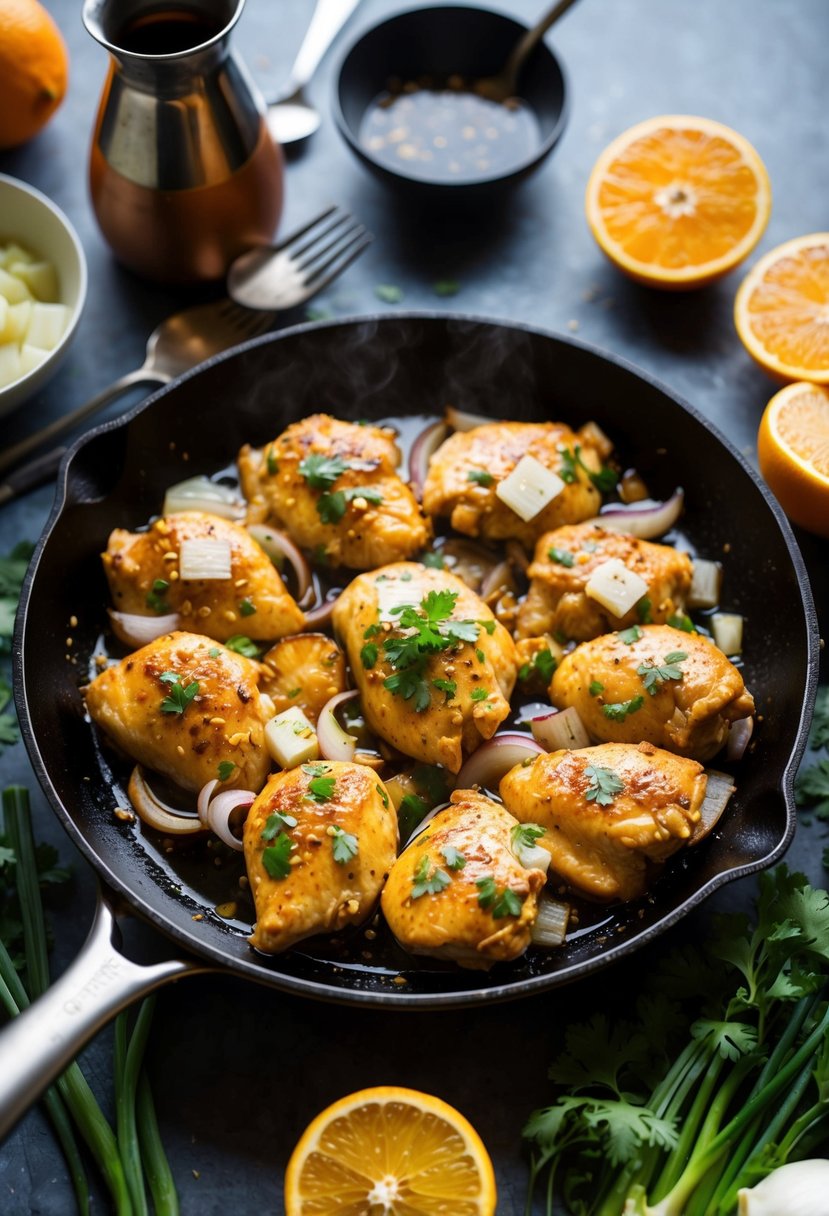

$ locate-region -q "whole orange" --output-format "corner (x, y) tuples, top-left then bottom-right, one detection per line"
(0, 0), (69, 150)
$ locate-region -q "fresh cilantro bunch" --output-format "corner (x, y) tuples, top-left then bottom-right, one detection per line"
(0, 541), (33, 756)
(523, 866), (829, 1216)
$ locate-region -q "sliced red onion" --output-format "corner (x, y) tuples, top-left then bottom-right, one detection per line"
(109, 609), (181, 649)
(481, 560), (514, 599)
(688, 770), (736, 846)
(531, 707), (591, 751)
(445, 405), (490, 432)
(163, 475), (245, 520)
(408, 420), (448, 498)
(590, 488), (684, 539)
(197, 777), (253, 850)
(727, 716), (754, 762)
(317, 689), (360, 762)
(247, 524), (312, 606)
(304, 591), (339, 629)
(128, 766), (202, 836)
(456, 733), (545, 791)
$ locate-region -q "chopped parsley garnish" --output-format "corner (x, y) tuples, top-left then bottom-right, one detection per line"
(584, 764), (624, 806)
(479, 619), (497, 636)
(208, 647), (220, 658)
(376, 784), (389, 808)
(266, 446), (278, 476)
(638, 651), (688, 695)
(330, 826), (359, 864)
(411, 855), (451, 898)
(668, 612), (695, 633)
(238, 598), (256, 617)
(548, 547), (575, 568)
(375, 283), (404, 303)
(225, 634), (261, 658)
(420, 550), (445, 569)
(475, 648), (485, 663)
(589, 680), (605, 696)
(511, 823), (546, 850)
(360, 642), (378, 669)
(432, 678), (457, 703)
(298, 452), (350, 489)
(304, 771), (337, 803)
(286, 687), (301, 699)
(619, 625), (642, 645)
(262, 834), (293, 879)
(217, 761), (235, 781)
(317, 486), (383, 524)
(440, 844), (466, 870)
(159, 671), (199, 715)
(602, 696), (645, 721)
(381, 590), (485, 714)
(557, 444), (616, 492)
(467, 468), (494, 486)
(262, 810), (298, 839)
(519, 648), (558, 686)
(558, 446), (578, 484)
(637, 597), (653, 624)
(476, 876), (524, 918)
(384, 668), (432, 713)
(470, 688), (489, 702)
(364, 623), (381, 639)
(145, 578), (170, 613)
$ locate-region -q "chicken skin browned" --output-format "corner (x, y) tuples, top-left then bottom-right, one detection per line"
(550, 624), (754, 762)
(332, 562), (517, 773)
(238, 413), (431, 569)
(85, 631), (274, 794)
(244, 761), (397, 954)
(500, 742), (708, 902)
(517, 523), (693, 641)
(422, 421), (608, 546)
(381, 791), (547, 970)
(103, 512), (305, 643)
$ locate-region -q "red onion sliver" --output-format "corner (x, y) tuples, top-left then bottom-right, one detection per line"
(481, 560), (513, 599)
(109, 609), (181, 649)
(197, 778), (219, 824)
(317, 689), (360, 762)
(203, 789), (254, 851)
(456, 734), (545, 791)
(590, 488), (684, 539)
(247, 524), (312, 605)
(726, 716), (754, 762)
(129, 766), (202, 836)
(408, 420), (448, 499)
(531, 707), (591, 751)
(303, 593), (338, 629)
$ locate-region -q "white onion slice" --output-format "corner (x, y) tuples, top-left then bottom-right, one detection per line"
(481, 560), (514, 599)
(496, 455), (565, 522)
(408, 420), (448, 498)
(304, 593), (338, 629)
(592, 488), (684, 539)
(445, 405), (490, 432)
(317, 689), (360, 762)
(128, 766), (202, 836)
(512, 838), (552, 873)
(688, 558), (722, 609)
(531, 707), (591, 751)
(727, 716), (754, 762)
(178, 538), (232, 581)
(109, 609), (181, 649)
(585, 558), (649, 618)
(711, 612), (744, 656)
(197, 777), (253, 850)
(163, 475), (245, 520)
(688, 770), (736, 846)
(531, 895), (570, 947)
(456, 733), (545, 791)
(247, 524), (312, 605)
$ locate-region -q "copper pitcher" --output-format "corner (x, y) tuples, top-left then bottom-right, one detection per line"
(84, 0), (283, 285)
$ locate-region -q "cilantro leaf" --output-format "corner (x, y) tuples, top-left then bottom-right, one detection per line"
(638, 652), (687, 695)
(602, 696), (644, 721)
(467, 468), (494, 486)
(304, 773), (337, 803)
(668, 613), (696, 634)
(159, 673), (199, 715)
(440, 844), (466, 870)
(384, 669), (431, 713)
(476, 875), (498, 909)
(433, 279), (460, 297)
(262, 834), (293, 879)
(225, 635), (261, 658)
(619, 625), (642, 645)
(432, 678), (456, 702)
(411, 855), (450, 898)
(585, 764), (624, 805)
(637, 597), (653, 624)
(317, 486), (383, 524)
(360, 642), (378, 669)
(493, 888), (524, 918)
(298, 453), (350, 490)
(548, 547), (575, 568)
(262, 811), (298, 839)
(511, 823), (546, 850)
(146, 577), (170, 612)
(238, 598), (256, 617)
(420, 550), (445, 569)
(589, 680), (605, 697)
(217, 760), (235, 781)
(470, 688), (489, 702)
(331, 826), (358, 864)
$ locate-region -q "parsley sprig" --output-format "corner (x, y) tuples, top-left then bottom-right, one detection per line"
(298, 453), (350, 489)
(381, 590), (487, 714)
(411, 854), (451, 898)
(318, 485), (383, 524)
(584, 764), (624, 805)
(303, 764), (336, 803)
(476, 876), (524, 918)
(602, 696), (644, 721)
(638, 651), (688, 695)
(158, 671), (199, 715)
(330, 825), (358, 864)
(558, 443), (617, 493)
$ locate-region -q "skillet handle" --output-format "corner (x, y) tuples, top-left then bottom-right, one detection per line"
(0, 885), (207, 1140)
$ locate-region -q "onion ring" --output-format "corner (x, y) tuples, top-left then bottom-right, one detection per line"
(128, 766), (202, 836)
(197, 777), (254, 850)
(455, 733), (545, 791)
(317, 689), (360, 762)
(589, 488), (684, 539)
(726, 716), (754, 762)
(408, 420), (448, 499)
(109, 610), (182, 649)
(247, 524), (312, 606)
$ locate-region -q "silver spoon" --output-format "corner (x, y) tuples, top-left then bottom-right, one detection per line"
(475, 0), (581, 103)
(266, 0), (362, 146)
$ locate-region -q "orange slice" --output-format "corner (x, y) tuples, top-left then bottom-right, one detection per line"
(734, 234), (829, 383)
(283, 1086), (497, 1215)
(585, 115), (771, 289)
(757, 381), (829, 537)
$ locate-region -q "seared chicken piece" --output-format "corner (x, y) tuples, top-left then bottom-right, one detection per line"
(238, 413), (431, 569)
(244, 761), (397, 954)
(550, 624), (754, 762)
(85, 631), (273, 794)
(260, 633), (347, 724)
(332, 562), (517, 773)
(103, 512), (305, 643)
(422, 421), (608, 546)
(517, 523), (693, 641)
(381, 791), (547, 970)
(500, 742), (708, 902)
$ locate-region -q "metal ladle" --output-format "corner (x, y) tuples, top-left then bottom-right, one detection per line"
(475, 0), (581, 103)
(266, 0), (362, 146)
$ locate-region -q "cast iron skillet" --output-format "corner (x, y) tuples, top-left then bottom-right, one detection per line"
(3, 314), (819, 1132)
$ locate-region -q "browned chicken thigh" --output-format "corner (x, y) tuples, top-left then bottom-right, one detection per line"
(381, 791), (547, 970)
(332, 562), (517, 773)
(103, 511), (305, 643)
(238, 413), (431, 569)
(517, 523), (693, 641)
(85, 631), (274, 794)
(422, 420), (609, 546)
(500, 742), (708, 902)
(550, 624), (754, 762)
(244, 761), (397, 954)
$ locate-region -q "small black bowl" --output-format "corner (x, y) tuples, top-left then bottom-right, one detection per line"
(333, 3), (569, 204)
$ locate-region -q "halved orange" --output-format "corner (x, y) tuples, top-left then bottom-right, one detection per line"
(757, 381), (829, 537)
(585, 115), (771, 289)
(283, 1086), (497, 1215)
(734, 234), (829, 383)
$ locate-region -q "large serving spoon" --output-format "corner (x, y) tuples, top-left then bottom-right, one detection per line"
(266, 0), (362, 146)
(475, 0), (581, 102)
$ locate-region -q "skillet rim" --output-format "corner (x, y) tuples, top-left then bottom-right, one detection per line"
(13, 311), (821, 1008)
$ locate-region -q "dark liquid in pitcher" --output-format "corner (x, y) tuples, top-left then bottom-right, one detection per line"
(115, 9), (223, 55)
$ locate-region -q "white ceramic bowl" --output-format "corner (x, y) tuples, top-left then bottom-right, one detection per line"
(0, 173), (88, 418)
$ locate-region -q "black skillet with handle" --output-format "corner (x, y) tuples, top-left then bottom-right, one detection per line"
(4, 314), (819, 1137)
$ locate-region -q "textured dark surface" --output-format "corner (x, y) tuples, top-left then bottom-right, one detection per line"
(1, 0), (828, 1212)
